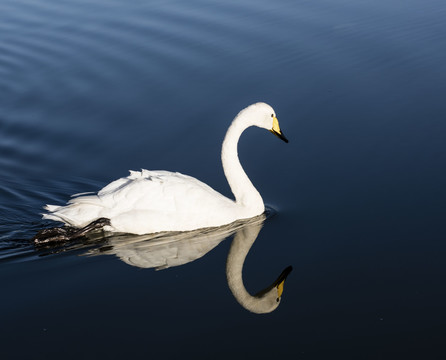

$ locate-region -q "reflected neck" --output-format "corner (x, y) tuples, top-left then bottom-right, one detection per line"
(226, 222), (265, 313)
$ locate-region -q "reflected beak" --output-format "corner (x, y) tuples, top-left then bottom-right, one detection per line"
(254, 265), (293, 299)
(270, 116), (289, 143)
(273, 265), (293, 298)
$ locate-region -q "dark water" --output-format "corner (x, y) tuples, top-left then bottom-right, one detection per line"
(1, 0), (446, 358)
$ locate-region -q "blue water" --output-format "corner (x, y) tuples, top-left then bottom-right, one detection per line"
(1, 0), (446, 358)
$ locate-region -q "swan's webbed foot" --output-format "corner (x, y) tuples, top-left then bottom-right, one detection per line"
(32, 226), (75, 244)
(33, 218), (111, 245)
(69, 217), (111, 238)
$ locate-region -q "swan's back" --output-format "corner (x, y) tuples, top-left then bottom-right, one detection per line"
(44, 170), (238, 234)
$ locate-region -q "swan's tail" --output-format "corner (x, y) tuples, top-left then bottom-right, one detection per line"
(42, 197), (105, 228)
(42, 204), (74, 225)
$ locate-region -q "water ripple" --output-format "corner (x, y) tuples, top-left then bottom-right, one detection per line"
(1, 0), (445, 265)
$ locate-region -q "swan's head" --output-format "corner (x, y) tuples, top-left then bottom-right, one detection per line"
(251, 265), (293, 314)
(241, 102), (288, 143)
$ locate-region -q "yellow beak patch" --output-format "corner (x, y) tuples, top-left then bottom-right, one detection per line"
(272, 116), (281, 133)
(277, 279), (285, 298)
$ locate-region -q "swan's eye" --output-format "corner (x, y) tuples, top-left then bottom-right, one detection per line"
(271, 114), (274, 118)
(276, 297), (280, 302)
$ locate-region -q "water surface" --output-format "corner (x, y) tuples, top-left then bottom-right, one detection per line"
(1, 0), (446, 358)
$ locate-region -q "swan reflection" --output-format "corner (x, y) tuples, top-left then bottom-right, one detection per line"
(86, 213), (292, 313)
(226, 220), (292, 314)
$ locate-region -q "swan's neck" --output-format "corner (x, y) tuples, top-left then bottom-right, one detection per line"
(221, 116), (264, 216)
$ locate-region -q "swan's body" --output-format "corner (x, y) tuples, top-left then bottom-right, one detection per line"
(43, 103), (288, 235)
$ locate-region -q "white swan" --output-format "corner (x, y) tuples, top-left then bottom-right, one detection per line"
(42, 102), (288, 235)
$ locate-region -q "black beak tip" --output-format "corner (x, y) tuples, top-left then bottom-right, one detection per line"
(275, 265), (293, 284)
(271, 130), (289, 143)
(280, 130), (289, 143)
(282, 265), (293, 278)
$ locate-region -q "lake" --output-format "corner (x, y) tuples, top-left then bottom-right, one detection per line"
(1, 0), (446, 358)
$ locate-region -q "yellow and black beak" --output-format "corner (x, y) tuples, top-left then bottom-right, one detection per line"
(273, 265), (293, 298)
(270, 116), (289, 143)
(255, 265), (293, 299)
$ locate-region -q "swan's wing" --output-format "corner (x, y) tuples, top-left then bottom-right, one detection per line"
(43, 170), (161, 226)
(99, 169), (233, 211)
(44, 169), (235, 230)
(99, 170), (237, 233)
(63, 170), (181, 216)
